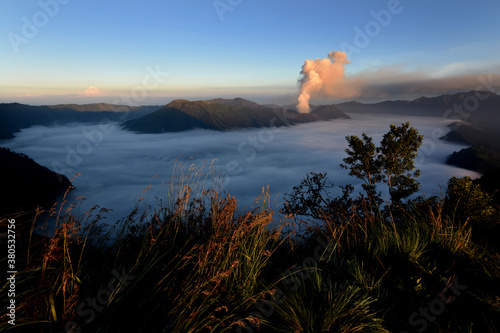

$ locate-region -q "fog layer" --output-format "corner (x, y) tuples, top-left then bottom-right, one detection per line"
(3, 114), (479, 222)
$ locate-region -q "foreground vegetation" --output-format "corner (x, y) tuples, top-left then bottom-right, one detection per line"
(1, 123), (500, 332)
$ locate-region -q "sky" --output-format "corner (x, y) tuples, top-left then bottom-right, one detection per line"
(1, 0), (500, 105)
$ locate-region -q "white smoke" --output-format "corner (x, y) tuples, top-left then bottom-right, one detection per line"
(296, 51), (499, 110)
(297, 51), (351, 113)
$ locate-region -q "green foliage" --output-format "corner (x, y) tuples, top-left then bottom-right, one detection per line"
(341, 133), (382, 203)
(445, 176), (495, 222)
(443, 176), (500, 249)
(379, 122), (423, 203)
(286, 122), (423, 220)
(340, 122), (423, 204)
(281, 172), (335, 220)
(280, 122), (500, 332)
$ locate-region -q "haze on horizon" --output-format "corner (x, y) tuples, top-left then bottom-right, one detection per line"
(1, 0), (500, 106)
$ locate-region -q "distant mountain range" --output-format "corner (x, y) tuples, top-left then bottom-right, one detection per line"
(2, 92), (500, 177)
(334, 91), (500, 117)
(3, 91), (499, 139)
(2, 91), (500, 200)
(121, 99), (350, 133)
(46, 103), (159, 113)
(0, 103), (161, 140)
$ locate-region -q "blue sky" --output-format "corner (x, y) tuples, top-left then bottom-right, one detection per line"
(1, 0), (499, 105)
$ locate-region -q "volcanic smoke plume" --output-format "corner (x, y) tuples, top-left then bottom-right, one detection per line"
(295, 51), (499, 110)
(297, 51), (351, 113)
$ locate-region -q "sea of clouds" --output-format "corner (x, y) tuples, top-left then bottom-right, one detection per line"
(2, 113), (479, 223)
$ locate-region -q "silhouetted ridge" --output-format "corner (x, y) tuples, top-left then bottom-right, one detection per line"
(336, 91), (500, 117)
(122, 98), (351, 133)
(0, 103), (160, 139)
(206, 97), (262, 109)
(0, 147), (71, 216)
(311, 105), (351, 119)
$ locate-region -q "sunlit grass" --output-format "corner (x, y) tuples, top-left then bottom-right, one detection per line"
(1, 165), (500, 332)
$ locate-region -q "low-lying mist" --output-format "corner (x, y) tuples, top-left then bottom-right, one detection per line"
(3, 114), (479, 222)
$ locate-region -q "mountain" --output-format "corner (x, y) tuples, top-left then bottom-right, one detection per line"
(311, 105), (351, 119)
(442, 120), (500, 186)
(47, 103), (138, 112)
(326, 90), (500, 180)
(46, 103), (161, 116)
(423, 92), (500, 195)
(268, 91), (500, 117)
(441, 122), (500, 153)
(447, 145), (500, 173)
(335, 91), (500, 117)
(434, 92), (500, 164)
(0, 147), (71, 216)
(0, 103), (161, 140)
(265, 92), (500, 190)
(122, 98), (351, 133)
(206, 97), (262, 109)
(264, 103), (319, 112)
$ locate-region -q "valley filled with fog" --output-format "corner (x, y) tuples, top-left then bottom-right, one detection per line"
(3, 114), (479, 223)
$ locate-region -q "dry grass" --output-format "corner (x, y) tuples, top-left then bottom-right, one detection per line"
(1, 166), (500, 332)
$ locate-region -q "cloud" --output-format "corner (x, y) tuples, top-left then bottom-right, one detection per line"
(82, 86), (103, 97)
(4, 87), (115, 105)
(348, 69), (498, 101)
(14, 93), (44, 98)
(3, 115), (479, 223)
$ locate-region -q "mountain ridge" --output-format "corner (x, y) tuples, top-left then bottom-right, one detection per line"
(0, 147), (71, 216)
(3, 91), (499, 139)
(335, 91), (500, 117)
(121, 98), (351, 133)
(0, 103), (161, 140)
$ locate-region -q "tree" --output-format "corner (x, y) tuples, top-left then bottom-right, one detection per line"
(378, 122), (423, 203)
(281, 171), (357, 223)
(341, 122), (422, 204)
(340, 133), (382, 204)
(445, 176), (495, 223)
(285, 123), (424, 220)
(282, 172), (333, 219)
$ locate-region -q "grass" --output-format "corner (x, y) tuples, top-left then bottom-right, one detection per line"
(269, 269), (388, 333)
(1, 163), (500, 332)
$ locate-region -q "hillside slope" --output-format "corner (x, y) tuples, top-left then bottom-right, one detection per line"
(336, 91), (500, 117)
(312, 104), (351, 119)
(0, 147), (71, 216)
(122, 98), (351, 133)
(0, 103), (160, 140)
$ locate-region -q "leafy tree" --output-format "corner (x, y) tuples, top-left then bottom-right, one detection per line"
(281, 172), (357, 221)
(444, 176), (500, 250)
(285, 123), (423, 219)
(378, 122), (423, 203)
(445, 176), (495, 222)
(282, 172), (334, 219)
(340, 133), (382, 204)
(341, 122), (423, 204)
